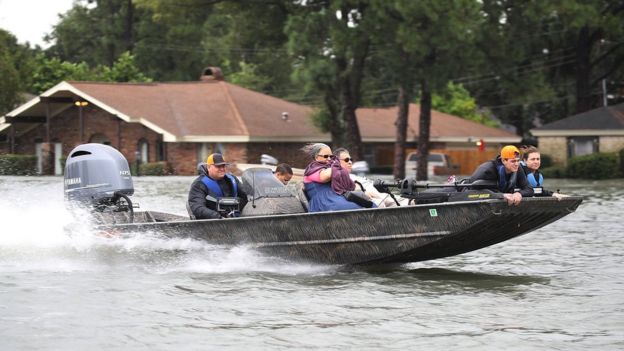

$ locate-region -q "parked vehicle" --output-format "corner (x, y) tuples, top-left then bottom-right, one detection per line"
(404, 152), (459, 178)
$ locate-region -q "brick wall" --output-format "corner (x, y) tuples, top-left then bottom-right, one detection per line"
(166, 143), (198, 175)
(14, 106), (163, 173)
(247, 142), (309, 168)
(599, 136), (624, 153)
(538, 136), (568, 166)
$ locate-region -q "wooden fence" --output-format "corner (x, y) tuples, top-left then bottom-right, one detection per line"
(431, 148), (497, 175)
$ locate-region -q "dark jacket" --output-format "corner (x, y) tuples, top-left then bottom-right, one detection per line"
(187, 164), (248, 219)
(520, 163), (554, 196)
(469, 156), (534, 197)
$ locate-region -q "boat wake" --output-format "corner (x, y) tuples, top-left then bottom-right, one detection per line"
(0, 178), (334, 276)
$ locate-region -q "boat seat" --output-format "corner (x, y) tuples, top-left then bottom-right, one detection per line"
(293, 181), (310, 212)
(185, 201), (196, 220)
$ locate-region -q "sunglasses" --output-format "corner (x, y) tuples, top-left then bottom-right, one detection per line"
(317, 154), (336, 159)
(341, 157), (353, 163)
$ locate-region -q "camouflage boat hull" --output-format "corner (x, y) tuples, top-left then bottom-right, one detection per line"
(95, 196), (583, 265)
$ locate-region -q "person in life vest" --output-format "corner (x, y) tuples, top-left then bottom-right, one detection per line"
(187, 153), (248, 219)
(519, 145), (567, 199)
(469, 145), (534, 206)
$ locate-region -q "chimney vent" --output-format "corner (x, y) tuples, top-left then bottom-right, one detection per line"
(200, 67), (224, 81)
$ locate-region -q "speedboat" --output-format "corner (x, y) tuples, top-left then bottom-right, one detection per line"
(64, 144), (583, 265)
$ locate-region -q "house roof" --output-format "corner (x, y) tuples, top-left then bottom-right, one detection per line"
(357, 104), (520, 143)
(531, 103), (624, 137)
(1, 81), (519, 143)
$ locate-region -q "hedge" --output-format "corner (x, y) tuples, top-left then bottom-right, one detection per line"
(565, 152), (619, 179)
(138, 161), (169, 176)
(0, 154), (38, 175)
(620, 148), (624, 177)
(540, 166), (566, 179)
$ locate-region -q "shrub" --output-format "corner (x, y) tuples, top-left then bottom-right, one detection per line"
(540, 166), (566, 178)
(138, 161), (168, 176)
(620, 148), (624, 177)
(540, 153), (553, 168)
(566, 152), (619, 179)
(0, 154), (37, 175)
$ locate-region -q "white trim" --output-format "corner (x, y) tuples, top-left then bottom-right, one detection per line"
(360, 136), (521, 143)
(2, 81), (178, 140)
(174, 135), (332, 143)
(531, 129), (624, 137)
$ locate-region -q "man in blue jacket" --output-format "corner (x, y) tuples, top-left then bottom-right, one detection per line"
(187, 153), (248, 219)
(469, 145), (534, 206)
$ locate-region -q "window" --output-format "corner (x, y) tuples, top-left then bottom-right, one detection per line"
(568, 137), (598, 158)
(138, 139), (149, 164)
(89, 133), (111, 145)
(156, 141), (165, 161)
(197, 143), (212, 163)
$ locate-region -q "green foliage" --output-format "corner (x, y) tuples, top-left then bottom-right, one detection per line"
(0, 154), (38, 175)
(0, 47), (20, 113)
(619, 148), (624, 176)
(97, 52), (152, 82)
(138, 162), (168, 176)
(228, 62), (271, 92)
(566, 152), (620, 179)
(540, 166), (566, 179)
(31, 52), (151, 93)
(430, 82), (498, 126)
(540, 154), (553, 169)
(0, 29), (39, 112)
(31, 54), (92, 93)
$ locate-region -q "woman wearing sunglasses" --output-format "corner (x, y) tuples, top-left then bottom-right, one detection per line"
(334, 148), (402, 208)
(301, 143), (364, 212)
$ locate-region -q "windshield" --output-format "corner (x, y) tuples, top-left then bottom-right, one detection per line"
(241, 168), (294, 199)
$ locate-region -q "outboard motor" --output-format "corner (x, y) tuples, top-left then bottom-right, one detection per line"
(64, 143), (136, 223)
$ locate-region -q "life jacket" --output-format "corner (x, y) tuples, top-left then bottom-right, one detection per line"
(520, 162), (543, 187)
(201, 174), (238, 198)
(496, 163), (518, 193)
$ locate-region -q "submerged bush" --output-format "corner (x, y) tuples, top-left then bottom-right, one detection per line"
(566, 152), (619, 179)
(138, 161), (169, 176)
(620, 148), (624, 177)
(540, 153), (553, 168)
(540, 166), (566, 179)
(0, 154), (37, 175)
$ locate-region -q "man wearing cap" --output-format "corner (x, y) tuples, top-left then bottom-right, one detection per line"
(468, 145), (534, 206)
(187, 153), (248, 219)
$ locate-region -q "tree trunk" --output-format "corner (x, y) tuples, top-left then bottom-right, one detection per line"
(325, 93), (345, 148)
(393, 86), (410, 179)
(575, 26), (596, 113)
(417, 81), (432, 181)
(124, 0), (134, 52)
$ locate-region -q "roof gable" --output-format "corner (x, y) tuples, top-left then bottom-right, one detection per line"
(535, 103), (624, 131)
(357, 104), (519, 142)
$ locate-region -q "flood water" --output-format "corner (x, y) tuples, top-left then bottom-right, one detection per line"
(1, 176), (622, 350)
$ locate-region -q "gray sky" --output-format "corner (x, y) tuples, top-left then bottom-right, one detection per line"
(0, 0), (75, 48)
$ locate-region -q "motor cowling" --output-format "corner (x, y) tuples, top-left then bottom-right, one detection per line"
(64, 143), (134, 206)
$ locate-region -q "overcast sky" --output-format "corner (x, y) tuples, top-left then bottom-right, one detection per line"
(0, 0), (75, 48)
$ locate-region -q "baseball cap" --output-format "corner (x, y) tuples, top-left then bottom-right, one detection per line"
(500, 145), (520, 159)
(206, 153), (228, 166)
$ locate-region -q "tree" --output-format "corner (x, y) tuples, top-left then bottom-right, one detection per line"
(0, 47), (20, 114)
(286, 0), (375, 159)
(369, 0), (481, 180)
(0, 29), (39, 109)
(431, 82), (497, 127)
(31, 52), (151, 93)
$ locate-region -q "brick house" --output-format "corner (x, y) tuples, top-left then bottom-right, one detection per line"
(0, 69), (519, 175)
(531, 102), (624, 166)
